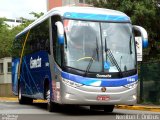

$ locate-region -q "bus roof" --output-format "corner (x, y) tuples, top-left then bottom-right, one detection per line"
(16, 6), (130, 37)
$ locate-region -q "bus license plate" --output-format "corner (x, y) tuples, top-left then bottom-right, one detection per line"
(97, 95), (110, 101)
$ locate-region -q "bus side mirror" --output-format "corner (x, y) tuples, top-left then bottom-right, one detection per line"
(133, 25), (148, 61)
(55, 21), (64, 45)
(133, 25), (148, 48)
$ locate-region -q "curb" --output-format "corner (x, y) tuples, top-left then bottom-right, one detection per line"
(0, 97), (46, 103)
(0, 97), (160, 112)
(115, 105), (160, 112)
(0, 97), (17, 102)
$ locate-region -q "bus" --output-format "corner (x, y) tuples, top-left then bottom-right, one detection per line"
(12, 6), (148, 112)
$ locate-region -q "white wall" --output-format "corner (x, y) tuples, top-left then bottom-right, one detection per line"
(5, 21), (21, 29)
(0, 57), (12, 84)
(4, 18), (22, 29)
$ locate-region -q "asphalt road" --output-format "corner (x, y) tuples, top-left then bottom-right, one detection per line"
(0, 102), (160, 120)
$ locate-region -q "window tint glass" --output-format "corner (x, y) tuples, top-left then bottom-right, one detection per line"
(24, 19), (50, 55)
(0, 63), (3, 73)
(7, 62), (11, 73)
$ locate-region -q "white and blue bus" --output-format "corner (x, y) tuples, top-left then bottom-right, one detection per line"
(12, 6), (148, 112)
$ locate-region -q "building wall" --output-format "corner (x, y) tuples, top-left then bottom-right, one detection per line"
(62, 0), (77, 5)
(0, 57), (12, 84)
(47, 0), (62, 10)
(0, 57), (12, 97)
(0, 83), (13, 97)
(47, 0), (86, 10)
(4, 19), (22, 29)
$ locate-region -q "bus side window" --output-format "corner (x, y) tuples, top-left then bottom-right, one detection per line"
(12, 38), (22, 58)
(23, 19), (50, 55)
(45, 39), (50, 53)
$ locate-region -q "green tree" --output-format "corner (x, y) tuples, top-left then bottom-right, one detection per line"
(0, 12), (44, 58)
(29, 12), (44, 18)
(0, 18), (12, 57)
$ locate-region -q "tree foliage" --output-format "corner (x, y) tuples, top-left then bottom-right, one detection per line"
(0, 18), (12, 57)
(29, 12), (44, 18)
(0, 12), (43, 58)
(87, 0), (160, 61)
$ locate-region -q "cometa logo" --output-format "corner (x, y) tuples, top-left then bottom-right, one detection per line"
(96, 74), (112, 78)
(30, 56), (42, 69)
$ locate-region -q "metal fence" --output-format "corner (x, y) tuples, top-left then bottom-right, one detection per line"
(139, 62), (160, 104)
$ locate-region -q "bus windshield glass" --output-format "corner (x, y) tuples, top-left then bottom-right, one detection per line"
(64, 19), (136, 73)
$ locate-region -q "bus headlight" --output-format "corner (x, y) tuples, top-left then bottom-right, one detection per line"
(133, 95), (137, 100)
(62, 78), (83, 88)
(124, 82), (138, 89)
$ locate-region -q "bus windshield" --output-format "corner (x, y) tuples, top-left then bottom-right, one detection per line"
(64, 19), (136, 73)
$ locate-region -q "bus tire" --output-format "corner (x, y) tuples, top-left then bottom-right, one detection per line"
(18, 84), (33, 104)
(45, 85), (57, 112)
(103, 105), (114, 113)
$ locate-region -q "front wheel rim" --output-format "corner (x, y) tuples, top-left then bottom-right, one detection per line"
(46, 89), (50, 103)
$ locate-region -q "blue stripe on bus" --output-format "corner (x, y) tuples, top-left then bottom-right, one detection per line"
(63, 12), (130, 22)
(61, 71), (138, 87)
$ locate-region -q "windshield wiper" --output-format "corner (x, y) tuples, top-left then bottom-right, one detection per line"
(96, 37), (99, 61)
(129, 35), (132, 54)
(105, 38), (123, 77)
(84, 38), (99, 77)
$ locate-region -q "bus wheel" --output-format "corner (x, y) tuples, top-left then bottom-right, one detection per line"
(46, 86), (57, 112)
(18, 85), (33, 104)
(103, 105), (114, 113)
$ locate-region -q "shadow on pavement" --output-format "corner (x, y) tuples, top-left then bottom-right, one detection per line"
(32, 103), (125, 116)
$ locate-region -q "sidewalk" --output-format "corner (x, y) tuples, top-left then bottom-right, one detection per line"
(0, 97), (160, 112)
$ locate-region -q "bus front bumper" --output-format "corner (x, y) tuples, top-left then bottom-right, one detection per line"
(58, 81), (138, 105)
